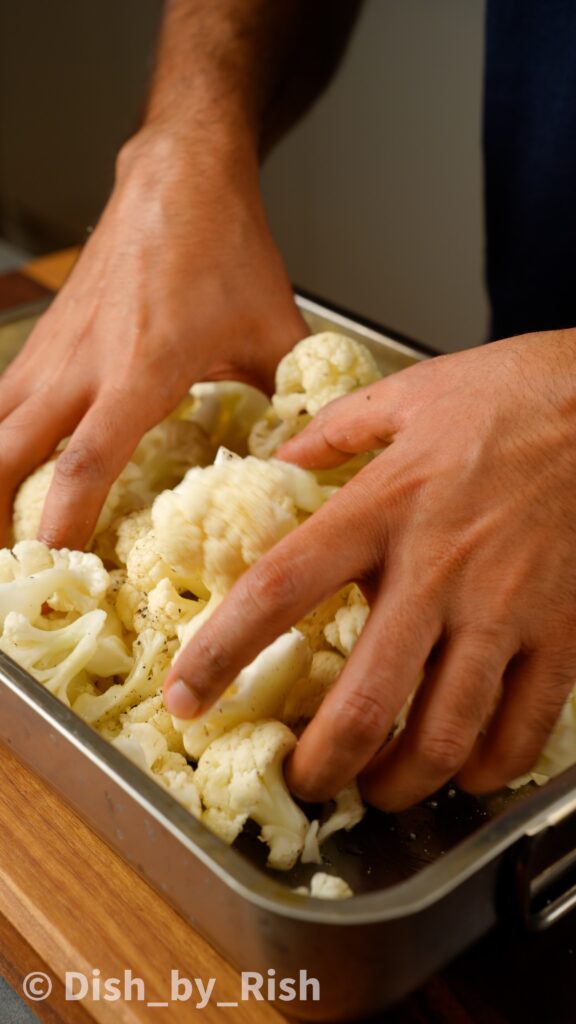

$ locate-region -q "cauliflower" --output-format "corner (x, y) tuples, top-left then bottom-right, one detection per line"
(0, 542), (109, 626)
(294, 873), (354, 900)
(194, 720), (311, 870)
(187, 381), (270, 455)
(110, 720), (202, 819)
(324, 585), (369, 656)
(175, 630), (311, 759)
(152, 450), (333, 602)
(0, 609), (112, 705)
(249, 333), (381, 471)
(101, 692), (186, 754)
(114, 509), (153, 566)
(117, 577), (205, 639)
(273, 332), (381, 420)
(282, 650), (345, 726)
(317, 782), (365, 844)
(73, 628), (174, 725)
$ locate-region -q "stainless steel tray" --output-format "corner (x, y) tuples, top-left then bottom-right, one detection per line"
(1, 298), (576, 1021)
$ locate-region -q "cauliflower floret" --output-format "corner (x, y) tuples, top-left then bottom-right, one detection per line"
(249, 334), (381, 482)
(188, 381), (270, 455)
(282, 650), (345, 726)
(101, 692), (186, 754)
(195, 720), (311, 870)
(73, 628), (175, 724)
(110, 720), (201, 818)
(152, 451), (333, 600)
(294, 873), (354, 900)
(324, 586), (369, 656)
(117, 577), (205, 639)
(114, 509), (153, 566)
(175, 630), (312, 759)
(0, 609), (111, 705)
(272, 332), (381, 420)
(317, 782), (365, 844)
(0, 542), (110, 627)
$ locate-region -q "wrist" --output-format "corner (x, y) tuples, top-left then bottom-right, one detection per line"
(115, 116), (260, 198)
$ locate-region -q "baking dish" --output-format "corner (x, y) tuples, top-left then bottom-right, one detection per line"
(1, 298), (576, 1020)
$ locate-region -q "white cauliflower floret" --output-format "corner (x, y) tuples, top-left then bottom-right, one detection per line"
(317, 782), (365, 844)
(0, 609), (109, 705)
(114, 509), (153, 566)
(195, 720), (310, 870)
(272, 332), (381, 420)
(294, 873), (354, 900)
(188, 381), (270, 455)
(111, 721), (201, 819)
(175, 630), (312, 759)
(324, 586), (369, 656)
(282, 650), (345, 726)
(152, 451), (333, 601)
(117, 577), (205, 638)
(249, 334), (381, 481)
(101, 692), (186, 755)
(73, 628), (174, 724)
(0, 542), (110, 627)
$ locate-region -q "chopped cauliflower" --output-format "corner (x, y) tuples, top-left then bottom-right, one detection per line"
(324, 585), (369, 656)
(152, 451), (333, 600)
(273, 333), (381, 420)
(114, 509), (153, 566)
(294, 873), (354, 900)
(283, 650), (345, 726)
(249, 332), (381, 469)
(0, 609), (110, 705)
(0, 541), (109, 625)
(73, 628), (174, 725)
(175, 630), (311, 759)
(188, 381), (270, 455)
(194, 720), (311, 870)
(110, 720), (201, 819)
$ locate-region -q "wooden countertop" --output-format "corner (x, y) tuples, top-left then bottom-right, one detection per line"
(1, 251), (575, 1024)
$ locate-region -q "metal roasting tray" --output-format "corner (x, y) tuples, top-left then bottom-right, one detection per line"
(2, 297), (576, 1020)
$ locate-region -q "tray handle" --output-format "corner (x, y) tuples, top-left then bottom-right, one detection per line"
(512, 804), (576, 932)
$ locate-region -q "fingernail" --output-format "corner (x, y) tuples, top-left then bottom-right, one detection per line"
(164, 679), (202, 718)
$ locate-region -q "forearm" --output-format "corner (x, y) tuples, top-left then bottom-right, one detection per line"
(132, 0), (362, 164)
(143, 0), (308, 155)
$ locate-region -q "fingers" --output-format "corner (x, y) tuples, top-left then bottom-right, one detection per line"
(285, 591), (441, 802)
(359, 629), (515, 811)
(457, 651), (576, 794)
(163, 476), (382, 716)
(37, 390), (155, 549)
(0, 388), (86, 541)
(276, 378), (401, 468)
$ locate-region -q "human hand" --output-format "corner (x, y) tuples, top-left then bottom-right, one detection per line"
(0, 129), (306, 548)
(164, 330), (576, 810)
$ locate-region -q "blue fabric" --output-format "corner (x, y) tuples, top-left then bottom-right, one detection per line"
(485, 1), (576, 340)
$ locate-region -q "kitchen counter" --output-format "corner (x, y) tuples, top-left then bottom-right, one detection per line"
(0, 252), (575, 1024)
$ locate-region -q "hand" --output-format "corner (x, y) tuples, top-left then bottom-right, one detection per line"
(0, 128), (306, 548)
(164, 330), (576, 810)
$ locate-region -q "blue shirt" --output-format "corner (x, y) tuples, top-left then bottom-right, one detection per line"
(485, 1), (576, 340)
